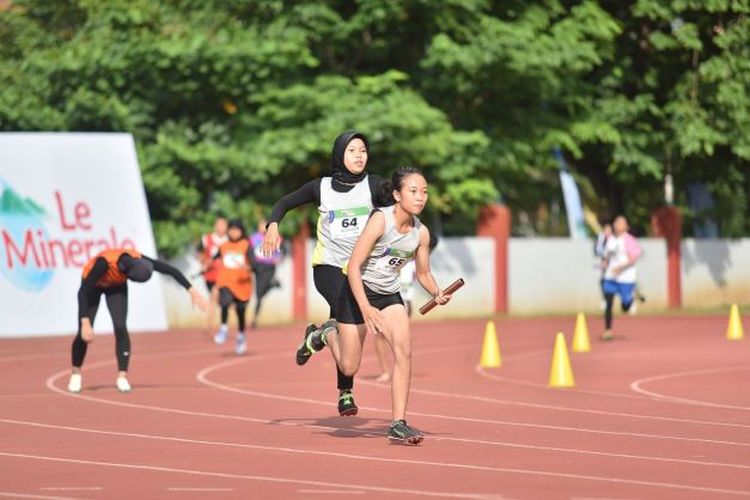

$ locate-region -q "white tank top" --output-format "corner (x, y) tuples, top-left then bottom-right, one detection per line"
(360, 206), (421, 294)
(603, 234), (638, 283)
(312, 176), (373, 268)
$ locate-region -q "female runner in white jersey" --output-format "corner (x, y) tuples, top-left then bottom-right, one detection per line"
(304, 167), (451, 444)
(262, 131), (391, 416)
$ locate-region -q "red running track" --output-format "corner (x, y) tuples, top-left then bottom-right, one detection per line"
(1, 314), (749, 499)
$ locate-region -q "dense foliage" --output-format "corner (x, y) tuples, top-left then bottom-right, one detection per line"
(1, 0), (748, 255)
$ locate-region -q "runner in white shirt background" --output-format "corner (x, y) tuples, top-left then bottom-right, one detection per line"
(601, 215), (642, 341)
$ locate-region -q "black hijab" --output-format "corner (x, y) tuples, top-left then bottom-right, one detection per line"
(331, 130), (369, 185)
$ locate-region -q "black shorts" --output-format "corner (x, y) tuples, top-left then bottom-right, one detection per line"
(313, 265), (347, 317)
(337, 280), (404, 325)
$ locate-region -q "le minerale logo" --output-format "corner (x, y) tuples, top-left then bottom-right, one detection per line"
(0, 179), (136, 292)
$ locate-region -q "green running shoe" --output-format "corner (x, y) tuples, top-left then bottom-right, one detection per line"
(295, 323), (318, 366)
(338, 389), (358, 416)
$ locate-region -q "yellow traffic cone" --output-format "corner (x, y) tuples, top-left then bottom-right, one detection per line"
(549, 332), (575, 388)
(726, 304), (745, 341)
(571, 312), (591, 353)
(479, 320), (502, 368)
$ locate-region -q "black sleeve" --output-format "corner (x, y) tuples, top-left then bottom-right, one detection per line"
(369, 175), (394, 207)
(143, 255), (192, 290)
(267, 179), (321, 225)
(78, 257), (108, 318)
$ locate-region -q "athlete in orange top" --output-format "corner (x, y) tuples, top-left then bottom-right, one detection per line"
(68, 248), (207, 394)
(213, 220), (254, 355)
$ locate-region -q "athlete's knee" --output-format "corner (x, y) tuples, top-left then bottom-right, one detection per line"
(339, 358), (361, 377)
(392, 343), (412, 364)
(113, 324), (129, 337)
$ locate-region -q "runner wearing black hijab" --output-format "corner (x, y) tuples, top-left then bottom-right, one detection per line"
(263, 131), (392, 416)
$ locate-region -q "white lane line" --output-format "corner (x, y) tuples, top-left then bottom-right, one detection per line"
(0, 493), (80, 500)
(196, 358), (750, 448)
(0, 352), (67, 364)
(39, 488), (102, 491)
(42, 335), (745, 431)
(41, 346), (750, 458)
(166, 487), (233, 492)
(2, 451), (749, 498)
(0, 339), (211, 364)
(43, 350), (284, 426)
(359, 366), (750, 429)
(297, 490), (365, 495)
(3, 416), (748, 472)
(433, 434), (750, 470)
(30, 337), (750, 494)
(209, 340), (750, 431)
(0, 452), (493, 499)
(474, 365), (646, 401)
(630, 366), (750, 411)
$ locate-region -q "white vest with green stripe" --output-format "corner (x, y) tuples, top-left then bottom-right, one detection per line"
(312, 176), (373, 268)
(360, 205), (421, 295)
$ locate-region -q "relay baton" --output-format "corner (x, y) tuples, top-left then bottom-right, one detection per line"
(418, 278), (465, 315)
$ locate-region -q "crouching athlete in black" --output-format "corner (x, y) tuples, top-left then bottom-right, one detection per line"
(68, 248), (206, 394)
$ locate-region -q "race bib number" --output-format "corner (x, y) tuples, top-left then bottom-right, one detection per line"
(375, 247), (414, 272)
(328, 206), (370, 240)
(222, 252), (246, 269)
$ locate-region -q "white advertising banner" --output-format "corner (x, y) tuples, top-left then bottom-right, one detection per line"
(0, 133), (167, 337)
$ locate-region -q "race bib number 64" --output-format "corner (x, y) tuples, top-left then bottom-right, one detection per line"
(328, 206), (370, 239)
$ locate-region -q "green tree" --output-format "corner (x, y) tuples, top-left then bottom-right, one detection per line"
(0, 0), (496, 255)
(1, 0), (748, 255)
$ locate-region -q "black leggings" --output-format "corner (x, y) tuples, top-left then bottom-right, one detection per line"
(72, 284), (131, 372)
(313, 265), (353, 391)
(219, 287), (248, 332)
(604, 293), (632, 329)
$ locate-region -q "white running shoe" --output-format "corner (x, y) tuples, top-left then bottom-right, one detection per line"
(68, 373), (82, 393)
(214, 327), (228, 345)
(235, 333), (247, 355)
(116, 376), (132, 393)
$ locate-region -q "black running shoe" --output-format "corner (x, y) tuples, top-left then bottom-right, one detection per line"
(388, 419), (423, 445)
(338, 390), (359, 416)
(295, 323), (318, 366)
